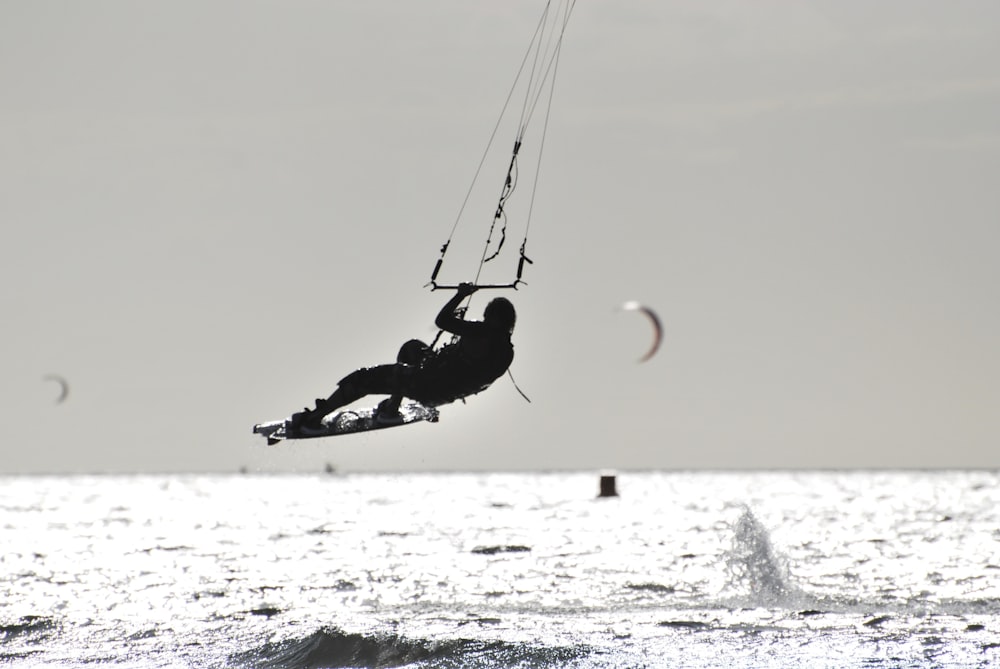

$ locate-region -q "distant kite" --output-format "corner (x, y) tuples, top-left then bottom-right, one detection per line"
(43, 374), (69, 404)
(620, 301), (663, 363)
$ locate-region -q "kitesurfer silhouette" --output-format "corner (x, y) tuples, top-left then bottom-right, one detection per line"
(291, 283), (515, 433)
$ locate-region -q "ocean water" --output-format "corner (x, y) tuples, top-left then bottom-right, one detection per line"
(2, 471), (999, 668)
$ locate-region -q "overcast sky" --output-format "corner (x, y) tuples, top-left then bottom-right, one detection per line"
(3, 1), (999, 474)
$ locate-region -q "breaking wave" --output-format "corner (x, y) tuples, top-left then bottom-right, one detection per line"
(234, 627), (590, 669)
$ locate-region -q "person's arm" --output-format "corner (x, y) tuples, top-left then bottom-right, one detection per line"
(435, 283), (479, 335)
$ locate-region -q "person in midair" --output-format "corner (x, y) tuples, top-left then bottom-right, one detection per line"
(291, 283), (515, 432)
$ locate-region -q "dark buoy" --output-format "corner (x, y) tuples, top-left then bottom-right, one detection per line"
(598, 473), (618, 498)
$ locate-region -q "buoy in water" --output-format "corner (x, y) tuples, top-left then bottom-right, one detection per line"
(598, 473), (618, 498)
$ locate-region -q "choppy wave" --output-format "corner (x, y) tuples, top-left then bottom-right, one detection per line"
(236, 627), (588, 669)
(0, 616), (55, 638)
(0, 616), (56, 664)
(2, 471), (1000, 668)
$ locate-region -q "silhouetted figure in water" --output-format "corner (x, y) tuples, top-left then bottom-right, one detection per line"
(292, 283), (515, 432)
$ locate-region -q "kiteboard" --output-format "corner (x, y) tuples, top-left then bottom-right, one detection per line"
(253, 401), (440, 445)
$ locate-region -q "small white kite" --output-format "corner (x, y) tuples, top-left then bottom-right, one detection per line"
(43, 374), (69, 404)
(620, 301), (663, 363)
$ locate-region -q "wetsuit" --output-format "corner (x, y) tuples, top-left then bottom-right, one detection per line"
(296, 289), (514, 428)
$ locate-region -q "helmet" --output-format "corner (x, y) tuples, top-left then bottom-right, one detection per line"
(483, 297), (516, 333)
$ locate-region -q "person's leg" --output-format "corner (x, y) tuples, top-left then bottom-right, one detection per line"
(294, 364), (401, 429)
(375, 340), (429, 418)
